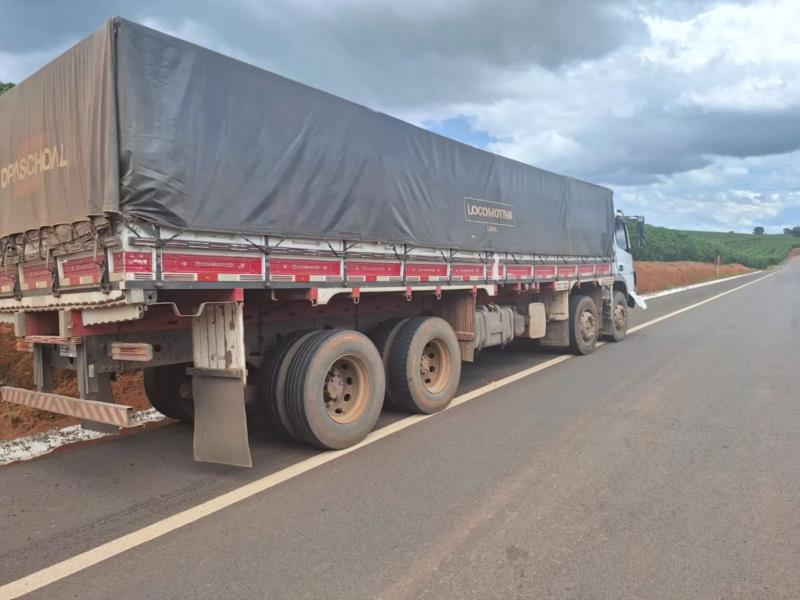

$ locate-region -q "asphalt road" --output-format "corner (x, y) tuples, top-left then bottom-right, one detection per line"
(1, 262), (798, 599)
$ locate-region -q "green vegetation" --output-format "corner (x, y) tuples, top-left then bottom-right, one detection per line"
(0, 82), (14, 95)
(628, 224), (800, 269)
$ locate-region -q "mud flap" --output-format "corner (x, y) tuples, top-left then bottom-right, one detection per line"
(191, 371), (252, 468)
(190, 299), (252, 467)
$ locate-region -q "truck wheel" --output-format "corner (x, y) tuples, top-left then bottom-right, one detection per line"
(607, 290), (628, 342)
(143, 364), (194, 422)
(369, 318), (409, 407)
(387, 317), (461, 414)
(569, 295), (599, 355)
(258, 330), (316, 441)
(285, 330), (385, 449)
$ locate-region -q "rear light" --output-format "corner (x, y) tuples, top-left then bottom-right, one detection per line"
(110, 342), (153, 362)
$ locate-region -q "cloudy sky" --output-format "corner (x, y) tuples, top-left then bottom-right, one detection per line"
(2, 0), (799, 232)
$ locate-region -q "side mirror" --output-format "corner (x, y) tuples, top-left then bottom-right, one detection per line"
(637, 218), (646, 248)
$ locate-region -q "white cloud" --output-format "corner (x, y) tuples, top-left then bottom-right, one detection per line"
(445, 0), (800, 230)
(641, 0), (800, 71)
(615, 152), (800, 232)
(675, 75), (799, 111)
(490, 130), (582, 165)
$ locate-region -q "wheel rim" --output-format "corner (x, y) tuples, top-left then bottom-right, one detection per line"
(579, 308), (597, 343)
(613, 302), (627, 331)
(419, 338), (451, 394)
(323, 355), (370, 424)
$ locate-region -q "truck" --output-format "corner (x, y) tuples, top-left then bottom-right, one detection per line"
(0, 18), (646, 467)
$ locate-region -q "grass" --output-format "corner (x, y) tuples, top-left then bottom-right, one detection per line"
(629, 225), (800, 269)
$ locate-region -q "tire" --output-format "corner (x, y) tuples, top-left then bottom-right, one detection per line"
(387, 317), (461, 414)
(569, 295), (599, 355)
(143, 364), (194, 422)
(606, 290), (628, 342)
(285, 330), (385, 449)
(368, 318), (409, 407)
(258, 330), (317, 441)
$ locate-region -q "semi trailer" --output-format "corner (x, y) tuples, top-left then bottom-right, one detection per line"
(0, 18), (645, 467)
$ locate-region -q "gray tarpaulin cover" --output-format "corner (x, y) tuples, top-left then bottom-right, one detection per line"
(0, 18), (614, 257)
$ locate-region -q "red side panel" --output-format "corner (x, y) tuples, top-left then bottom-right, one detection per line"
(0, 269), (15, 294)
(20, 262), (51, 290)
(269, 258), (341, 282)
(534, 265), (556, 279)
(346, 261), (402, 282)
(451, 264), (485, 281)
(164, 253), (263, 282)
(112, 251), (153, 273)
(61, 256), (101, 286)
(596, 263), (613, 275)
(406, 263), (448, 282)
(557, 265), (578, 278)
(506, 265), (533, 279)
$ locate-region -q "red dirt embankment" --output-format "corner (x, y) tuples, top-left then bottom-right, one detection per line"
(0, 324), (150, 440)
(634, 261), (752, 295)
(0, 259), (754, 441)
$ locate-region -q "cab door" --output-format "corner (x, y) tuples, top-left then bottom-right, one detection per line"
(614, 218), (636, 294)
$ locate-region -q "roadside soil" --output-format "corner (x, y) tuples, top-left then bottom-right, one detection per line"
(0, 259), (753, 441)
(635, 260), (752, 294)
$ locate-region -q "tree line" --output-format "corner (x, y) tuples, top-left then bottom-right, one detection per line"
(753, 226), (800, 236)
(627, 223), (800, 269)
(0, 82), (14, 95)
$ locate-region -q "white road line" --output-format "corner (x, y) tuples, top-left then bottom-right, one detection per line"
(0, 267), (780, 599)
(641, 269), (761, 300)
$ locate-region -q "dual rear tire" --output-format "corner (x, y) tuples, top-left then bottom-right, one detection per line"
(285, 330), (385, 449)
(386, 317), (461, 414)
(258, 317), (462, 450)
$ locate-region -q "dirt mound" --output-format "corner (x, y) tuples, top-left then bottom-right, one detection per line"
(635, 261), (752, 295)
(0, 324), (150, 441)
